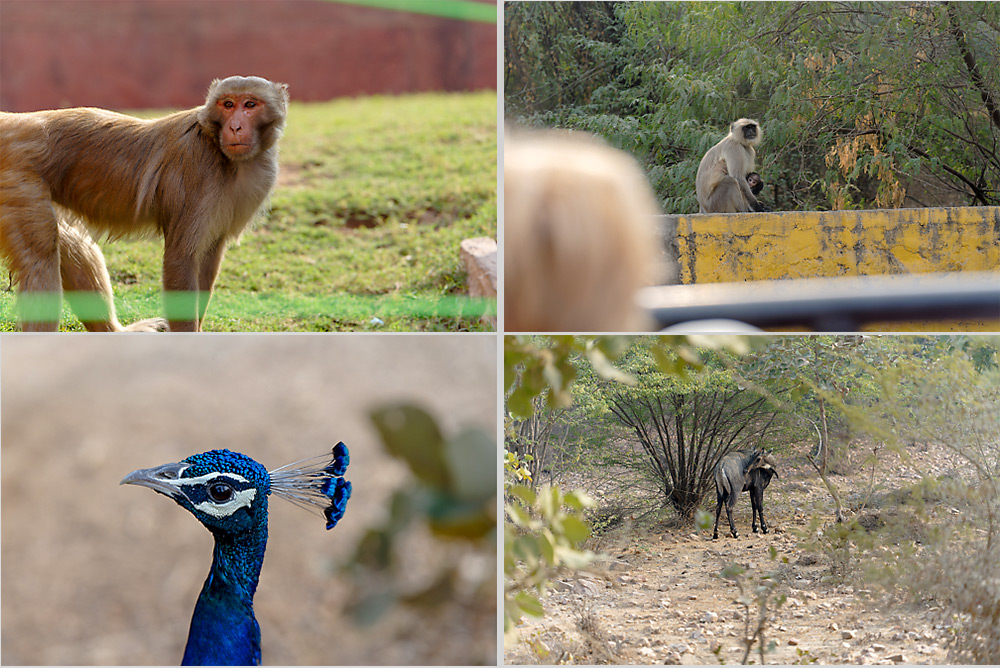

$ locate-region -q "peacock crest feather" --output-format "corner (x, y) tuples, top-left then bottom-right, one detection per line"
(121, 442), (352, 666)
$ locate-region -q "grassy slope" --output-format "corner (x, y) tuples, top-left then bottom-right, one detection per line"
(0, 91), (497, 331)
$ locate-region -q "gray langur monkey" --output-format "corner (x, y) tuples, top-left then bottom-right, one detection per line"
(695, 118), (765, 213)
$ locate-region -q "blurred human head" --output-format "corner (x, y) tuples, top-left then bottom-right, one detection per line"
(504, 130), (668, 331)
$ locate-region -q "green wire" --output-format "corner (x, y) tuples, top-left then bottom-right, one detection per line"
(320, 0), (496, 23)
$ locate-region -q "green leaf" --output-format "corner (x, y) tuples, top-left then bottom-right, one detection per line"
(371, 404), (450, 488)
(514, 591), (545, 618)
(443, 426), (496, 502)
(561, 515), (592, 544)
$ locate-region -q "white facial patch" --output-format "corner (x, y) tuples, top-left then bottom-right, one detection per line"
(175, 471), (258, 519)
(193, 488), (257, 518)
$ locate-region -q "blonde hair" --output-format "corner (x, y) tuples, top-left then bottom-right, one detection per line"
(504, 131), (667, 331)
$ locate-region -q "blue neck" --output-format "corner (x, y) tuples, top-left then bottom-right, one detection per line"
(181, 526), (268, 666)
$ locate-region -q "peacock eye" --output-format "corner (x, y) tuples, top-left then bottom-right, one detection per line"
(209, 482), (233, 502)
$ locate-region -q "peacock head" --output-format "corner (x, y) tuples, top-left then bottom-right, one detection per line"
(121, 443), (352, 534)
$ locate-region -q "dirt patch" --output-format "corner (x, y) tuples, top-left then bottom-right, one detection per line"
(506, 443), (968, 665)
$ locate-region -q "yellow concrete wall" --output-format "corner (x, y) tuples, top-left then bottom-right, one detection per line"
(658, 206), (999, 331)
(666, 206), (999, 284)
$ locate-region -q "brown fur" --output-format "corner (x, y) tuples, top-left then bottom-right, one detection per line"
(695, 118), (762, 214)
(505, 131), (668, 331)
(0, 75), (288, 331)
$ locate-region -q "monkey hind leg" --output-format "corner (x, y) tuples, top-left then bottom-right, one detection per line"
(702, 176), (749, 214)
(0, 203), (63, 331)
(57, 220), (166, 332)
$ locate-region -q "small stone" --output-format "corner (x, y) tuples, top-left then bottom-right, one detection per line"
(888, 654), (907, 663)
(788, 638), (800, 646)
(829, 622), (840, 631)
(842, 630), (856, 640)
(459, 237), (497, 297)
(702, 611), (719, 623)
(871, 644), (886, 651)
(787, 597), (802, 608)
(638, 647), (656, 658)
(688, 594), (698, 600)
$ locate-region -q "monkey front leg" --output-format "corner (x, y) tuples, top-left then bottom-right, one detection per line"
(196, 238), (228, 327)
(162, 240), (203, 332)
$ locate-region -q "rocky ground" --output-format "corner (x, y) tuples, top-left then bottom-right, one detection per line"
(506, 441), (971, 665)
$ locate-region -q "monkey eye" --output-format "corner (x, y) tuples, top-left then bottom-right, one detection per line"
(244, 101), (257, 109)
(222, 99), (235, 109)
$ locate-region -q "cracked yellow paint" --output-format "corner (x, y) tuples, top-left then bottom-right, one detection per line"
(664, 206), (1000, 331)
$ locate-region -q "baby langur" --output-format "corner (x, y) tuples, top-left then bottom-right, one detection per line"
(505, 131), (671, 332)
(745, 171), (773, 211)
(696, 118), (765, 213)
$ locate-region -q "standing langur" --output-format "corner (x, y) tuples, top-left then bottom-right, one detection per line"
(695, 118), (765, 214)
(505, 131), (670, 331)
(0, 75), (288, 331)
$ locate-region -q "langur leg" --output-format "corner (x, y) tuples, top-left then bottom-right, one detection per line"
(704, 175), (748, 213)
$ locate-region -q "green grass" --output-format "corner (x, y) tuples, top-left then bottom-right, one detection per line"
(0, 91), (497, 332)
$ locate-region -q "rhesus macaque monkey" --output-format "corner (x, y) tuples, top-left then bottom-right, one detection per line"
(505, 131), (670, 331)
(0, 75), (288, 331)
(695, 118), (765, 214)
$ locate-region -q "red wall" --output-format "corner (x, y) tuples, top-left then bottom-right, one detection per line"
(0, 0), (497, 111)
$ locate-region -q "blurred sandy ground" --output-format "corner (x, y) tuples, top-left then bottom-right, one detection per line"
(0, 334), (497, 665)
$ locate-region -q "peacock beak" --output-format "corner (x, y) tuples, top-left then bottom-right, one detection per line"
(121, 461), (190, 499)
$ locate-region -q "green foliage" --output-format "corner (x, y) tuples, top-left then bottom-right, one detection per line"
(0, 92), (496, 332)
(504, 483), (597, 635)
(504, 335), (634, 418)
(504, 448), (534, 488)
(344, 404), (494, 626)
(503, 334), (751, 419)
(506, 2), (1000, 210)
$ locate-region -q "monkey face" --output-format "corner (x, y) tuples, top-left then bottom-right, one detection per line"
(742, 123), (758, 141)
